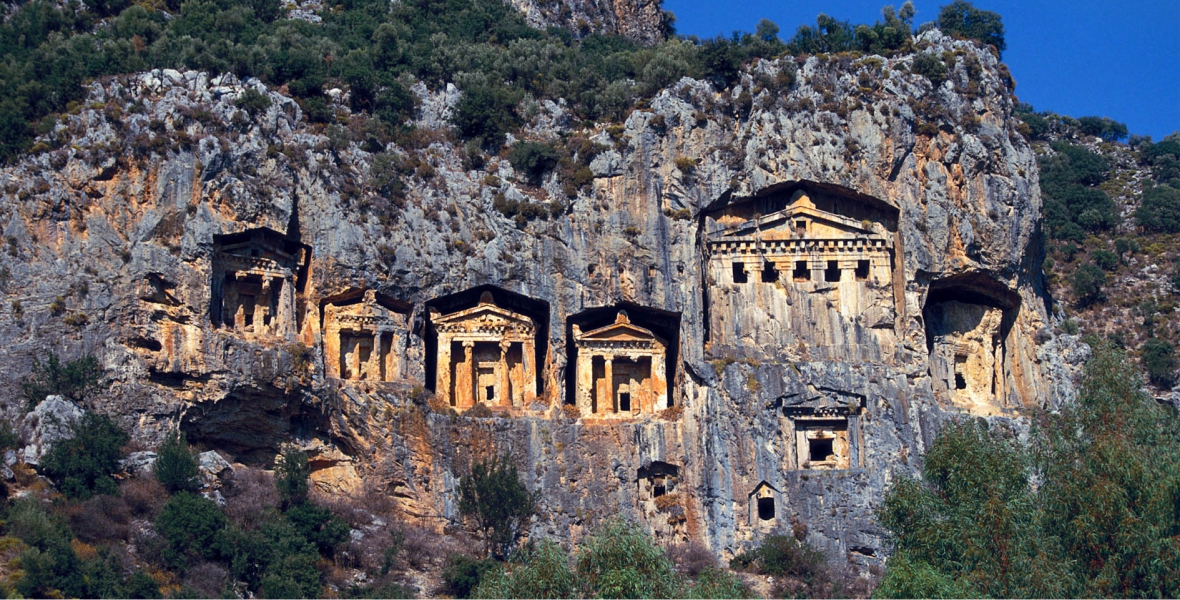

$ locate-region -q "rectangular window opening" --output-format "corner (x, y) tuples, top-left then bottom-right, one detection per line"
(761, 262), (778, 283)
(808, 438), (835, 463)
(732, 262), (748, 284)
(824, 260), (841, 282)
(795, 220), (807, 232)
(619, 392), (631, 412)
(792, 261), (809, 282)
(485, 385), (495, 401)
(855, 259), (870, 281)
(653, 483), (666, 497)
(757, 496), (775, 521)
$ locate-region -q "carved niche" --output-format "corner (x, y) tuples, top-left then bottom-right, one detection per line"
(748, 481), (780, 528)
(211, 228), (311, 341)
(778, 391), (865, 471)
(637, 462), (685, 539)
(429, 292), (538, 410)
(323, 290), (410, 383)
(572, 311), (669, 418)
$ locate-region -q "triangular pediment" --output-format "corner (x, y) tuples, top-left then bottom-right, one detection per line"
(581, 322), (659, 342)
(433, 303), (535, 328)
(749, 480), (779, 497)
(716, 205), (873, 240)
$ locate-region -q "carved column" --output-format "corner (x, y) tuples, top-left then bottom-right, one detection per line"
(324, 310), (341, 378)
(278, 273), (296, 340)
(651, 347), (668, 411)
(371, 330), (385, 382)
(497, 341), (511, 407)
(603, 357), (614, 414)
(521, 339), (537, 399)
(437, 337), (452, 406)
(576, 347), (594, 416)
(462, 341), (475, 409)
(255, 278), (271, 335)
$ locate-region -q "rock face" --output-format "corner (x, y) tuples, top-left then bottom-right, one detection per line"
(0, 31), (1081, 564)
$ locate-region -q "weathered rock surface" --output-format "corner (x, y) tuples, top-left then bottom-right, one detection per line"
(505, 0), (668, 45)
(20, 396), (84, 465)
(0, 31), (1081, 564)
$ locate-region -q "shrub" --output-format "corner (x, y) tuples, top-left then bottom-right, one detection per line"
(1070, 264), (1106, 306)
(276, 448), (311, 509)
(508, 142), (560, 185)
(458, 455), (537, 559)
(67, 494), (131, 543)
(912, 53), (948, 86)
(216, 517), (323, 598)
(730, 533), (825, 583)
(667, 541), (717, 577)
(444, 554), (503, 598)
(156, 491), (227, 568)
(40, 411), (128, 499)
(155, 431), (202, 494)
(19, 352), (104, 408)
(685, 567), (754, 599)
(285, 501), (350, 556)
(1076, 116), (1128, 142)
(474, 540), (575, 599)
(937, 0), (1006, 55)
(451, 83), (521, 149)
(236, 88), (272, 116)
(121, 476), (168, 518)
(1135, 184), (1180, 233)
(1091, 249), (1119, 271)
(575, 519), (682, 598)
(1140, 338), (1177, 388)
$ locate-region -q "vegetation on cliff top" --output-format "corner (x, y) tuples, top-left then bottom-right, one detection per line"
(0, 0), (1013, 161)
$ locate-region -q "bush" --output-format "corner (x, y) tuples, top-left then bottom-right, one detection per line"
(1070, 264), (1106, 306)
(474, 540), (575, 599)
(1135, 184), (1180, 233)
(1140, 338), (1177, 388)
(458, 455), (536, 559)
(235, 88), (272, 116)
(155, 431), (201, 494)
(1076, 116), (1128, 141)
(40, 411), (128, 499)
(912, 52), (948, 86)
(285, 501), (350, 556)
(19, 352), (104, 408)
(937, 0), (1006, 55)
(276, 448), (310, 509)
(508, 142), (560, 185)
(444, 554), (502, 598)
(451, 83), (521, 149)
(730, 533), (825, 584)
(575, 519), (682, 598)
(1091, 249), (1119, 271)
(216, 517), (323, 598)
(156, 491), (227, 568)
(685, 567), (754, 599)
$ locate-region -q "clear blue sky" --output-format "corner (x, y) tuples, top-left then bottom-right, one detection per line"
(665, 0), (1180, 140)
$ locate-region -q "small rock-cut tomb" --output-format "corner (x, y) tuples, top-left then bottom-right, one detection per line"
(430, 292), (537, 410)
(749, 481), (778, 526)
(211, 228), (310, 340)
(572, 311), (669, 418)
(322, 290), (410, 382)
(781, 393), (863, 471)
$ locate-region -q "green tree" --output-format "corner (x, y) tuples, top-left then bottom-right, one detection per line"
(451, 82), (521, 149)
(1140, 337), (1177, 387)
(40, 411), (128, 499)
(156, 491), (227, 568)
(1091, 248), (1119, 271)
(1135, 183), (1180, 233)
(509, 142), (561, 185)
(574, 519), (683, 598)
(19, 352), (104, 408)
(276, 448), (310, 509)
(458, 455), (537, 559)
(937, 0), (1005, 55)
(444, 554), (503, 598)
(474, 541), (578, 599)
(1070, 263), (1106, 306)
(155, 431), (202, 494)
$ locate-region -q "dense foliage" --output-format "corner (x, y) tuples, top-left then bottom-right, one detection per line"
(876, 343), (1180, 597)
(936, 0), (1005, 55)
(1040, 141), (1118, 241)
(40, 411), (128, 500)
(18, 352), (103, 408)
(155, 431), (202, 493)
(458, 455), (536, 559)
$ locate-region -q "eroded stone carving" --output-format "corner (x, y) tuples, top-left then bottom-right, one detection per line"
(748, 481), (779, 529)
(323, 290), (410, 382)
(637, 461), (685, 539)
(211, 228), (310, 341)
(780, 391), (864, 471)
(429, 292), (537, 410)
(572, 311), (668, 418)
(705, 184), (902, 359)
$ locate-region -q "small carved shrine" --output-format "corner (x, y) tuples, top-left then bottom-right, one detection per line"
(637, 462), (685, 539)
(572, 312), (669, 418)
(779, 392), (864, 471)
(211, 228), (310, 341)
(429, 292), (537, 410)
(748, 481), (779, 527)
(323, 290), (410, 382)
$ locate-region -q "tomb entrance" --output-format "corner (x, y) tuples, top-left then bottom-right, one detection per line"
(429, 291), (538, 410)
(572, 311), (669, 418)
(779, 391), (865, 471)
(211, 228), (310, 341)
(322, 289), (410, 383)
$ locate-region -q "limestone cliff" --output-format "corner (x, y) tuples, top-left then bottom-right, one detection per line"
(0, 30), (1083, 564)
(504, 0), (669, 45)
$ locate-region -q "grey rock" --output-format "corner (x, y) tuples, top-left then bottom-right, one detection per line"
(21, 396), (84, 466)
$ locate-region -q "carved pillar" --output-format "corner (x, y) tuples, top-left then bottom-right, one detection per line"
(437, 338), (452, 406)
(277, 274), (296, 340)
(603, 357), (614, 414)
(255, 278), (271, 335)
(385, 332), (400, 382)
(498, 341), (511, 407)
(234, 304), (246, 331)
(349, 339), (362, 381)
(576, 347), (594, 416)
(521, 339), (537, 399)
(652, 347), (668, 411)
(324, 311), (341, 378)
(461, 341), (475, 409)
(371, 331), (385, 382)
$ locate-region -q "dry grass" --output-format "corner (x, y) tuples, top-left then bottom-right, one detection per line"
(666, 541), (717, 577)
(223, 466), (280, 527)
(120, 476), (167, 519)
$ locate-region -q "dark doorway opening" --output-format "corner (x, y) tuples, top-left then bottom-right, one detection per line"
(732, 263), (748, 283)
(761, 262), (778, 283)
(619, 392), (631, 412)
(757, 496), (775, 521)
(793, 261), (809, 282)
(855, 259), (870, 281)
(824, 260), (841, 282)
(809, 438), (834, 462)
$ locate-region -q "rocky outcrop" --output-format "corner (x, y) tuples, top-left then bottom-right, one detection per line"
(505, 0), (668, 45)
(0, 30), (1081, 565)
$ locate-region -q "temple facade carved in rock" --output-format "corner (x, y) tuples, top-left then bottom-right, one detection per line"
(322, 290), (411, 383)
(779, 392), (865, 471)
(572, 311), (669, 418)
(210, 228), (310, 341)
(429, 292), (538, 410)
